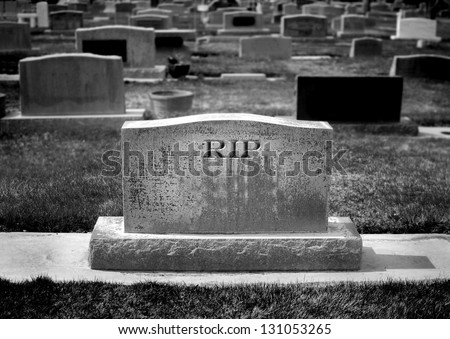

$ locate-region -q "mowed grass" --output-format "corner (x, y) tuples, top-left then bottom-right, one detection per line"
(0, 121), (449, 234)
(0, 277), (448, 318)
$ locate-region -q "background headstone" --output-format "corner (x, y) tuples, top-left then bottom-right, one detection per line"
(36, 1), (49, 28)
(129, 14), (172, 29)
(392, 16), (442, 41)
(390, 54), (450, 80)
(296, 76), (403, 123)
(350, 37), (383, 57)
(0, 22), (31, 51)
(20, 54), (125, 116)
(281, 14), (328, 38)
(50, 11), (84, 31)
(76, 26), (156, 68)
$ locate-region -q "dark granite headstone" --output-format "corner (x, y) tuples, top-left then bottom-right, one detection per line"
(0, 22), (31, 51)
(390, 55), (450, 81)
(82, 40), (128, 62)
(115, 3), (135, 13)
(296, 76), (403, 123)
(155, 36), (184, 48)
(48, 4), (69, 12)
(350, 38), (383, 57)
(232, 16), (256, 27)
(282, 15), (327, 37)
(50, 11), (84, 30)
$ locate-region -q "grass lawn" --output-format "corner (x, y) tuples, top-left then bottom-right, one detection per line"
(0, 277), (448, 318)
(0, 123), (448, 234)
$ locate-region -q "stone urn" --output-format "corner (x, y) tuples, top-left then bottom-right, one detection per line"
(149, 90), (194, 118)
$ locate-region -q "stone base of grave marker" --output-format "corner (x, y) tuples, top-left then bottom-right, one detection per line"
(89, 216), (362, 271)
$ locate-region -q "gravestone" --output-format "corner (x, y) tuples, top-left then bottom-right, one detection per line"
(281, 14), (328, 38)
(390, 54), (450, 80)
(334, 14), (369, 37)
(50, 11), (83, 31)
(283, 3), (301, 15)
(136, 8), (174, 22)
(301, 3), (345, 21)
(115, 2), (135, 13)
(48, 4), (69, 12)
(391, 16), (442, 41)
(350, 37), (383, 57)
(0, 22), (31, 51)
(206, 7), (247, 26)
(115, 2), (136, 25)
(297, 76), (403, 123)
(370, 3), (391, 12)
(239, 36), (292, 59)
(129, 14), (172, 29)
(76, 26), (155, 68)
(20, 54), (125, 116)
(89, 113), (362, 271)
(218, 11), (269, 35)
(36, 1), (49, 28)
(367, 10), (397, 33)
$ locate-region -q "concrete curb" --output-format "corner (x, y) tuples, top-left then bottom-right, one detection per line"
(0, 232), (448, 285)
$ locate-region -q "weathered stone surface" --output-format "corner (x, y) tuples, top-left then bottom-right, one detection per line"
(0, 22), (31, 51)
(239, 36), (292, 59)
(350, 37), (383, 57)
(281, 14), (328, 38)
(122, 114), (332, 234)
(89, 216), (362, 271)
(76, 26), (155, 68)
(20, 53), (125, 116)
(296, 76), (403, 123)
(391, 17), (441, 41)
(390, 54), (450, 80)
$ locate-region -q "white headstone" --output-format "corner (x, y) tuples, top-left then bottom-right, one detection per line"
(391, 14), (441, 42)
(36, 1), (50, 28)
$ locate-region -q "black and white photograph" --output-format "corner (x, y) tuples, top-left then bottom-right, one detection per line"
(0, 0), (449, 336)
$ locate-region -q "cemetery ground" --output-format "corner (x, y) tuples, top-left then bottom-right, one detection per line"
(0, 38), (449, 318)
